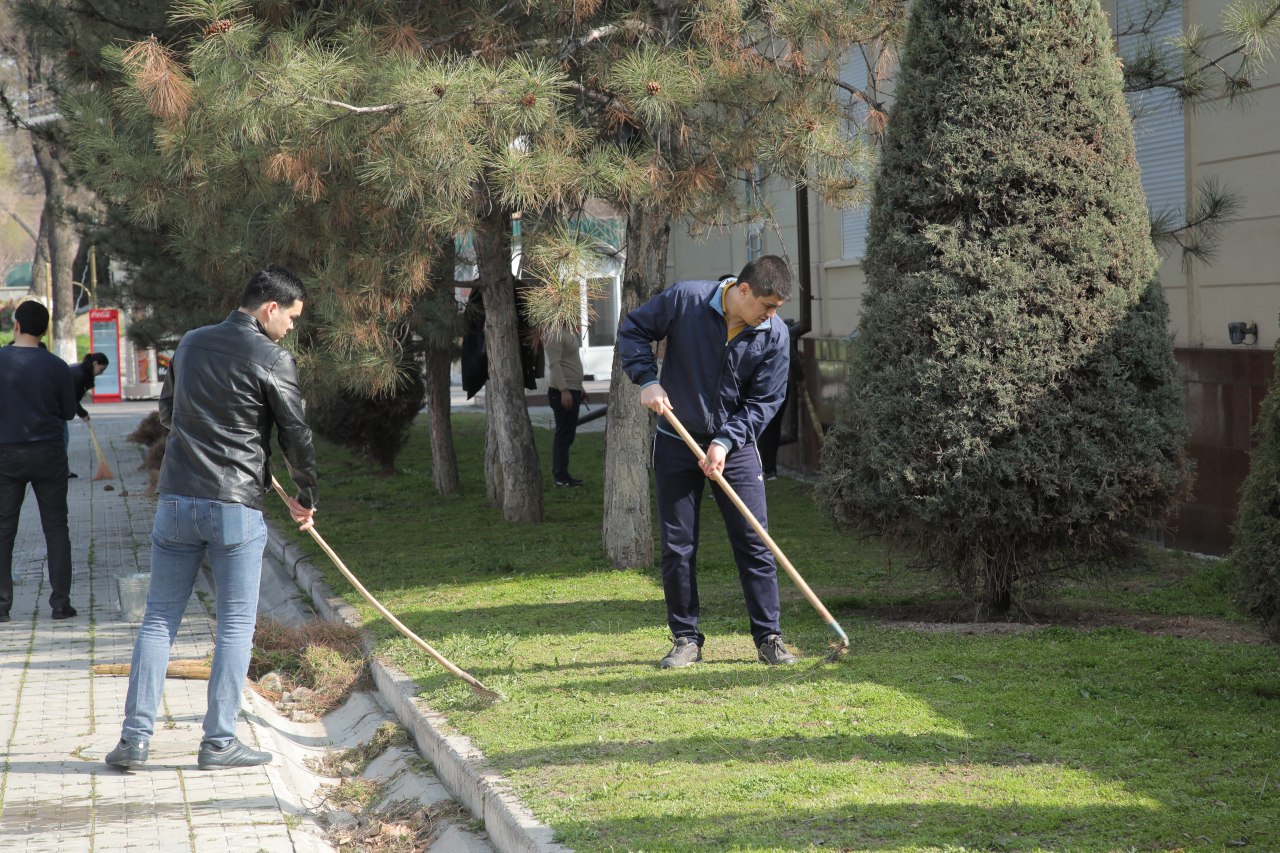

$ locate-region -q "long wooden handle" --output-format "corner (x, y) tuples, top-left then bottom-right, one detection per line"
(270, 477), (500, 700)
(658, 406), (849, 648)
(87, 422), (107, 462)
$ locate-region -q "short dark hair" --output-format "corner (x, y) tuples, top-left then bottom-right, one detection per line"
(14, 300), (49, 337)
(737, 255), (793, 301)
(85, 352), (109, 368)
(239, 265), (306, 310)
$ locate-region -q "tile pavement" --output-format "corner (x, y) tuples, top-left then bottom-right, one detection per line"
(0, 402), (313, 852)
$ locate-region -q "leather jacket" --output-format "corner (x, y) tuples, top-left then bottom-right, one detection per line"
(158, 310), (318, 511)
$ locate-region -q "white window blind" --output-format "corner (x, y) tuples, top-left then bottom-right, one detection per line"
(841, 53), (872, 261)
(1116, 0), (1186, 218)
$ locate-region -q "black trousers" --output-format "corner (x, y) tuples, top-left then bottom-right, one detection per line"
(0, 441), (73, 614)
(548, 387), (583, 481)
(653, 432), (782, 645)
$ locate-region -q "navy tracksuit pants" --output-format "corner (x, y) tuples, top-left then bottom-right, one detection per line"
(653, 431), (782, 646)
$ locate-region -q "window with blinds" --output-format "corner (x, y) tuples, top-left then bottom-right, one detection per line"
(1115, 0), (1186, 219)
(840, 53), (873, 261)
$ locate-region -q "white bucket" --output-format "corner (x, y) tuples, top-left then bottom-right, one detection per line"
(116, 573), (151, 621)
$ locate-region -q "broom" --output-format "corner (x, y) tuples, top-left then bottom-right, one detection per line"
(270, 477), (502, 701)
(659, 403), (850, 661)
(92, 659), (211, 680)
(87, 421), (114, 480)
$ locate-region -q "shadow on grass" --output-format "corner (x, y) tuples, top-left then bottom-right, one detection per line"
(557, 802), (1175, 851)
(374, 597), (662, 641)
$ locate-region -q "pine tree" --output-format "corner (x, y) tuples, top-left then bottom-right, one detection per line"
(59, 4), (552, 509)
(817, 0), (1192, 615)
(58, 0), (891, 526)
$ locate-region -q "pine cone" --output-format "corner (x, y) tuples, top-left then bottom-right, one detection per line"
(204, 19), (234, 38)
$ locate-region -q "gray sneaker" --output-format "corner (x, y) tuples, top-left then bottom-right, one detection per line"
(659, 637), (703, 668)
(757, 634), (799, 665)
(197, 739), (272, 770)
(105, 738), (149, 769)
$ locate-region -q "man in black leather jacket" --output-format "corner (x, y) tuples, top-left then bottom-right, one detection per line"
(106, 266), (319, 772)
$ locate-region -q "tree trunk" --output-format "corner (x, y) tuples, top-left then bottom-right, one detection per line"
(982, 558), (1014, 618)
(484, 391), (503, 507)
(31, 135), (76, 363)
(602, 205), (671, 568)
(474, 202), (543, 523)
(423, 345), (459, 495)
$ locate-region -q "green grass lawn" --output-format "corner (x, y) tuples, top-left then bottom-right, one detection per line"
(270, 414), (1280, 851)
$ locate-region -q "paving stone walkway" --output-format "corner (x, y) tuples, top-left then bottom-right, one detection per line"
(0, 402), (315, 852)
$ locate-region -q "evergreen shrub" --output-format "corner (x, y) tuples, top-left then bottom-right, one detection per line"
(307, 359), (426, 473)
(817, 0), (1191, 614)
(1229, 336), (1280, 641)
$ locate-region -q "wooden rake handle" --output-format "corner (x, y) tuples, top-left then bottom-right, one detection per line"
(270, 477), (500, 700)
(658, 405), (849, 649)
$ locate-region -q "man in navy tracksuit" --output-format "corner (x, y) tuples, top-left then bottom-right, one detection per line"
(618, 255), (799, 668)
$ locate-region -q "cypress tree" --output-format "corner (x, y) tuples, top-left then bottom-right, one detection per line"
(817, 0), (1191, 614)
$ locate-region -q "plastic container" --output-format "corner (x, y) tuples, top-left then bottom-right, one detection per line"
(116, 573), (151, 622)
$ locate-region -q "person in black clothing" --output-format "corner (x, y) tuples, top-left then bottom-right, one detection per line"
(0, 300), (77, 622)
(65, 352), (109, 476)
(70, 352), (109, 419)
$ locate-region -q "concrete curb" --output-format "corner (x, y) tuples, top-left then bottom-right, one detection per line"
(262, 526), (570, 853)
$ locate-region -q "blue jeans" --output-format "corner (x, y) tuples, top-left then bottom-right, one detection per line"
(120, 495), (267, 748)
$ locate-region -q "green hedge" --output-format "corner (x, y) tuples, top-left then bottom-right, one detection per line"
(1229, 334), (1280, 641)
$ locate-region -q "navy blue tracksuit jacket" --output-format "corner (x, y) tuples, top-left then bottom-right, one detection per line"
(617, 279), (790, 449)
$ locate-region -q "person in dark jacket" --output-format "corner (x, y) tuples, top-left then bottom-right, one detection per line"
(0, 300), (77, 622)
(69, 352), (109, 420)
(617, 255), (799, 668)
(64, 352), (109, 475)
(106, 266), (318, 772)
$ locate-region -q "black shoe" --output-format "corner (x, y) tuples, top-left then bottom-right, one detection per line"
(659, 637), (703, 668)
(554, 477), (584, 488)
(764, 471), (778, 481)
(105, 739), (149, 769)
(757, 634), (799, 665)
(0, 613), (9, 623)
(51, 605), (78, 620)
(198, 739), (272, 770)
(68, 472), (79, 478)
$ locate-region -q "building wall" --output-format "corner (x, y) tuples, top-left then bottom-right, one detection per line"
(1180, 0), (1280, 351)
(666, 0), (1280, 554)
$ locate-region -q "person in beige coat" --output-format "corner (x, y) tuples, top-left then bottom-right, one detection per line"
(544, 325), (586, 487)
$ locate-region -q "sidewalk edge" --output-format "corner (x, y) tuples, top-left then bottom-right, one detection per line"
(262, 526), (570, 853)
